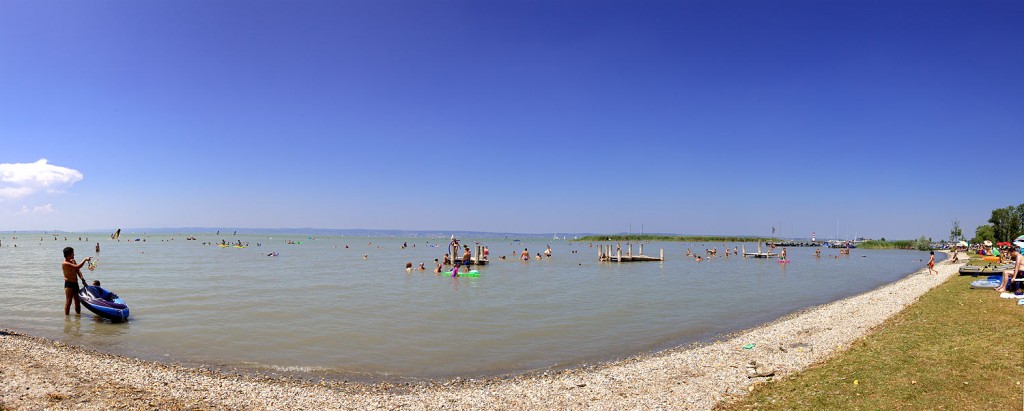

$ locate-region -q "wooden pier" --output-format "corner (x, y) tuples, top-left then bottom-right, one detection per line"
(742, 244), (778, 258)
(598, 242), (664, 262)
(449, 241), (489, 266)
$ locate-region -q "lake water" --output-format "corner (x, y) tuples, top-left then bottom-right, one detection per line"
(0, 233), (934, 380)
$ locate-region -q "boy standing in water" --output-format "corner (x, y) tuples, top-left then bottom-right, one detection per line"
(61, 247), (91, 315)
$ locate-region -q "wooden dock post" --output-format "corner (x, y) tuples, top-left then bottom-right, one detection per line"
(660, 248), (664, 261)
(639, 243), (644, 256)
(628, 243), (632, 256)
(617, 244), (622, 262)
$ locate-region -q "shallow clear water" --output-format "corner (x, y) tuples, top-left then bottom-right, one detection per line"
(0, 234), (933, 380)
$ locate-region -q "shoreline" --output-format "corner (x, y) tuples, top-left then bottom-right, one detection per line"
(2, 254), (961, 410)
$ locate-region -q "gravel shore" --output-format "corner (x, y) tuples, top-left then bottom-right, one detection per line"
(2, 256), (961, 410)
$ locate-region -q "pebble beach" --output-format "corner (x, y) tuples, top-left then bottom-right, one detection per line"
(1, 255), (961, 410)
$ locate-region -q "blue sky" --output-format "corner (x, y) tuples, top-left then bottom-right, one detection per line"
(2, 0), (1021, 239)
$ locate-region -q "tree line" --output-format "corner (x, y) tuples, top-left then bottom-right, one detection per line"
(970, 203), (1024, 243)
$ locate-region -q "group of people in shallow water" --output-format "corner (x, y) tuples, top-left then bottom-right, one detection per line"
(401, 241), (559, 277)
(685, 246), (742, 262)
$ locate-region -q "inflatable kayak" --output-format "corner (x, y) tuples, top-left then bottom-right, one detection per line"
(79, 285), (130, 322)
(959, 266), (983, 276)
(969, 275), (1004, 289)
(451, 270), (480, 277)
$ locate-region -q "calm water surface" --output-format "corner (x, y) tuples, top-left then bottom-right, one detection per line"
(0, 234), (934, 380)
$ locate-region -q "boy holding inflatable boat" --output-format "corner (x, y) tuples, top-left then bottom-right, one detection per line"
(61, 247), (91, 316)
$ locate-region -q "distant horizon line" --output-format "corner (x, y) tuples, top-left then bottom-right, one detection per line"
(0, 226), (848, 240)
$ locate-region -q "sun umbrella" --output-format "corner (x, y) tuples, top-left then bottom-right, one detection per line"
(983, 240), (993, 247)
(957, 241), (968, 247)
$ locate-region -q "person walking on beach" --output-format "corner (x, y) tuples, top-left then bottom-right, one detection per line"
(61, 247), (91, 315)
(927, 251), (937, 275)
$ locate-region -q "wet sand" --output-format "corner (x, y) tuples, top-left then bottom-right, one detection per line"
(1, 254), (961, 410)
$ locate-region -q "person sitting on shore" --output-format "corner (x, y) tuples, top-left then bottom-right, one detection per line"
(994, 248), (1023, 293)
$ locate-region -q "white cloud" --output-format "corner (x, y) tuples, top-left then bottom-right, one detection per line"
(0, 159), (83, 201)
(15, 204), (55, 215)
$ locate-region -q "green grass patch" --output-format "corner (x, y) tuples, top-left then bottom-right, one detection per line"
(857, 240), (917, 250)
(575, 234), (774, 243)
(722, 274), (1024, 410)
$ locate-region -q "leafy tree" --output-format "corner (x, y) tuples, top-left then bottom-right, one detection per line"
(950, 219), (962, 243)
(915, 235), (930, 251)
(972, 224), (995, 244)
(987, 204), (1024, 242)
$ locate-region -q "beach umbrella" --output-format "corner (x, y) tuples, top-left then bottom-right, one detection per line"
(983, 240), (993, 247)
(957, 240), (968, 247)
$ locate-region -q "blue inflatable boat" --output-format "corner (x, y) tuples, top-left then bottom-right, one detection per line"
(79, 285), (130, 322)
